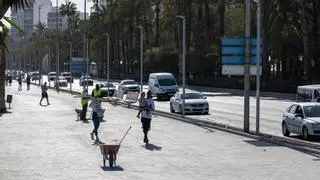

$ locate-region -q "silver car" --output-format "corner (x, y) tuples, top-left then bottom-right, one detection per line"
(282, 102), (320, 139)
(118, 80), (140, 93)
(170, 91), (209, 114)
(54, 76), (68, 87)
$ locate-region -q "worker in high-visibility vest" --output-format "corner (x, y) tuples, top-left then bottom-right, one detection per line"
(81, 88), (90, 120)
(92, 84), (102, 99)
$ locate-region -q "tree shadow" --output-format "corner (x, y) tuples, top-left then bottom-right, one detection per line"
(144, 143), (162, 151)
(100, 165), (124, 171)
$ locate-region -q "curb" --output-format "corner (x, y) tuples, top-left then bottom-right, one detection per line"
(30, 83), (320, 154)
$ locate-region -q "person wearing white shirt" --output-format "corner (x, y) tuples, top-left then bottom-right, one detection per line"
(140, 91), (155, 144)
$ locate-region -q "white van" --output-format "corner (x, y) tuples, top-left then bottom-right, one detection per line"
(148, 72), (179, 100)
(296, 85), (320, 102)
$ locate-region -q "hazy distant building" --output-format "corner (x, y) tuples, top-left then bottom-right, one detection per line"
(47, 6), (68, 30)
(10, 0), (52, 42)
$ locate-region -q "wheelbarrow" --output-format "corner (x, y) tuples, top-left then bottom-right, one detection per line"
(99, 126), (131, 167)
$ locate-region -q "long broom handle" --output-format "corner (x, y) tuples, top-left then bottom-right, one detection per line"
(118, 126), (132, 145)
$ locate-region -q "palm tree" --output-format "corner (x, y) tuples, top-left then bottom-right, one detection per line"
(0, 0), (32, 113)
(59, 0), (77, 18)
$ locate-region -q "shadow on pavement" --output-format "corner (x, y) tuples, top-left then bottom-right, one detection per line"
(244, 138), (320, 160)
(0, 111), (12, 118)
(144, 143), (162, 151)
(100, 166), (124, 171)
(243, 140), (279, 147)
(289, 135), (320, 143)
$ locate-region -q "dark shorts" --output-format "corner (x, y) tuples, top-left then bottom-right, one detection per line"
(42, 92), (48, 99)
(141, 117), (152, 133)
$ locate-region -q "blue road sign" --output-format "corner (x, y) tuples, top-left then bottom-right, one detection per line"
(221, 37), (262, 65)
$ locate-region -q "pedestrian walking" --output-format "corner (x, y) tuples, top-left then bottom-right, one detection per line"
(26, 75), (31, 90)
(136, 92), (146, 119)
(18, 76), (22, 91)
(80, 88), (90, 120)
(140, 91), (155, 144)
(92, 84), (102, 99)
(90, 98), (103, 142)
(8, 75), (12, 86)
(5, 74), (8, 86)
(39, 82), (50, 106)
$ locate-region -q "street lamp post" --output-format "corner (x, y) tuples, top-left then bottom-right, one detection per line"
(68, 42), (72, 93)
(105, 33), (110, 97)
(256, 0), (262, 135)
(244, 0), (251, 133)
(177, 15), (186, 118)
(56, 0), (60, 91)
(136, 26), (144, 93)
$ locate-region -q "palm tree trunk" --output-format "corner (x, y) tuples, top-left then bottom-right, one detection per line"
(0, 48), (7, 113)
(155, 4), (160, 47)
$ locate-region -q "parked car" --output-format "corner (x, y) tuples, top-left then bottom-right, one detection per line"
(296, 85), (320, 102)
(170, 90), (209, 115)
(148, 72), (178, 100)
(48, 72), (57, 81)
(100, 82), (116, 97)
(54, 76), (68, 87)
(79, 75), (94, 86)
(61, 72), (73, 83)
(118, 79), (140, 93)
(31, 71), (40, 81)
(282, 102), (320, 139)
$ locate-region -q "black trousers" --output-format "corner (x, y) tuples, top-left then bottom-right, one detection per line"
(81, 103), (88, 120)
(141, 117), (151, 135)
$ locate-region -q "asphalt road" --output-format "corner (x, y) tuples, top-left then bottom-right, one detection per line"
(39, 76), (320, 144)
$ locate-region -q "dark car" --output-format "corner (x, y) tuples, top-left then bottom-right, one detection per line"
(100, 82), (116, 97)
(79, 75), (94, 86)
(61, 72), (73, 83)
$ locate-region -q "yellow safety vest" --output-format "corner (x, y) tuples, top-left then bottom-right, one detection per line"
(92, 88), (102, 98)
(81, 93), (90, 105)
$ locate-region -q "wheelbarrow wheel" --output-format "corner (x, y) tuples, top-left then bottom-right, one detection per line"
(109, 154), (114, 167)
(103, 156), (106, 167)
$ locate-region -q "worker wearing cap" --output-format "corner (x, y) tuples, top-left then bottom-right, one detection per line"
(81, 88), (90, 120)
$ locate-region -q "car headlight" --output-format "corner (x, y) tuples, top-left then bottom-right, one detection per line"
(159, 88), (165, 93)
(312, 123), (320, 129)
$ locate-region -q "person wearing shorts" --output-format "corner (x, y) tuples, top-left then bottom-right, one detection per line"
(140, 91), (155, 144)
(40, 82), (50, 106)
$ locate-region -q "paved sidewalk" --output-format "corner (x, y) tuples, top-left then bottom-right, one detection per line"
(0, 82), (319, 180)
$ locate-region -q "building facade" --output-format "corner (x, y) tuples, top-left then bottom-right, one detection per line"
(47, 6), (68, 30)
(10, 0), (52, 43)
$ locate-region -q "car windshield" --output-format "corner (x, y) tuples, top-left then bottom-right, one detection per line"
(158, 78), (176, 86)
(181, 93), (203, 99)
(123, 81), (136, 85)
(58, 77), (66, 80)
(303, 106), (320, 117)
(62, 73), (71, 76)
(101, 83), (114, 87)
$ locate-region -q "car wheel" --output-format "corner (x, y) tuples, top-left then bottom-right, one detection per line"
(179, 105), (182, 114)
(282, 122), (290, 137)
(170, 103), (175, 113)
(302, 126), (309, 140)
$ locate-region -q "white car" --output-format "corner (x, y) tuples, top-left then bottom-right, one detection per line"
(170, 91), (209, 114)
(282, 102), (320, 139)
(48, 72), (57, 81)
(118, 80), (140, 93)
(54, 76), (68, 87)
